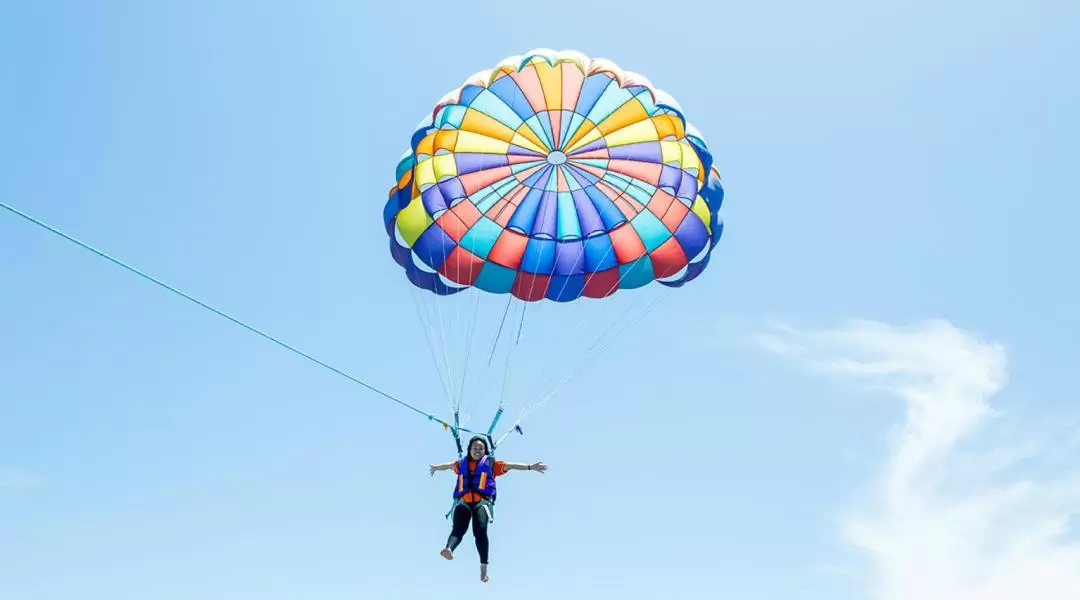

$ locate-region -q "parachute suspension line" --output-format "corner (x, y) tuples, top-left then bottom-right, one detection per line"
(521, 302), (580, 406)
(504, 279), (674, 444)
(517, 222), (629, 403)
(417, 289), (466, 420)
(478, 295), (519, 413)
(501, 302), (524, 405)
(409, 289), (454, 403)
(423, 259), (457, 416)
(554, 290), (671, 408)
(486, 296), (514, 368)
(476, 297), (514, 412)
(524, 286), (674, 423)
(534, 229), (661, 403)
(453, 286), (483, 408)
(513, 170), (547, 393)
(0, 200), (464, 430)
(515, 300), (527, 345)
(494, 421), (525, 449)
(524, 243), (590, 394)
(500, 299), (527, 408)
(509, 278), (619, 417)
(454, 244), (485, 414)
(486, 300), (528, 450)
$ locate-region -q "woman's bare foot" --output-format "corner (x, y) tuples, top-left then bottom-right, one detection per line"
(480, 563), (489, 582)
(440, 548), (453, 560)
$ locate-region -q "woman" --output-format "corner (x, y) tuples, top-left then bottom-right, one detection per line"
(429, 435), (547, 582)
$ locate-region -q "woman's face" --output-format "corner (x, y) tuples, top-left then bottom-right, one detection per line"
(469, 440), (486, 459)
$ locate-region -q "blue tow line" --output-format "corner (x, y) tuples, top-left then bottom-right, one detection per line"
(1, 200), (485, 435)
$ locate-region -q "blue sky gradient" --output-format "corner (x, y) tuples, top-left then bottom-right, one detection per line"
(2, 1), (1078, 598)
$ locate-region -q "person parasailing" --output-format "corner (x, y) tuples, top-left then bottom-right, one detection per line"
(429, 435), (547, 582)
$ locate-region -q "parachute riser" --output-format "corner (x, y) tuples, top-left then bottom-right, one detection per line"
(452, 411), (464, 458)
(485, 407), (504, 457)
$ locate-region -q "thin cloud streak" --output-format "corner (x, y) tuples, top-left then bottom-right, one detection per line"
(760, 318), (1080, 600)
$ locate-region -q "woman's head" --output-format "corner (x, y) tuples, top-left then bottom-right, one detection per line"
(467, 436), (489, 460)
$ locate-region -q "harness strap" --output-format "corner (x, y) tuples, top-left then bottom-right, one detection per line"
(445, 497), (495, 524)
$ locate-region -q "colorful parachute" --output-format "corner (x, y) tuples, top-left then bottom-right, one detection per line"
(384, 49), (723, 301)
(381, 49), (725, 448)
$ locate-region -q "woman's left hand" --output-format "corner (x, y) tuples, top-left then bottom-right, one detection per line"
(530, 462), (548, 473)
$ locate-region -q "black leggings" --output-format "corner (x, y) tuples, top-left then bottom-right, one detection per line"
(445, 502), (491, 564)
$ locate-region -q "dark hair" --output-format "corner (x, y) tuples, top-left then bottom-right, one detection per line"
(466, 435), (490, 456)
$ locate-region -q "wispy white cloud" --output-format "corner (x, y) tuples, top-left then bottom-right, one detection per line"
(759, 318), (1080, 600)
(0, 467), (44, 491)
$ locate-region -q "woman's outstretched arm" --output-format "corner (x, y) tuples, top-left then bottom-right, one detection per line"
(502, 461), (548, 473)
(429, 461), (457, 476)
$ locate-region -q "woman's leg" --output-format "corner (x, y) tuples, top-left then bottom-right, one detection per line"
(442, 503), (472, 559)
(471, 503), (491, 581)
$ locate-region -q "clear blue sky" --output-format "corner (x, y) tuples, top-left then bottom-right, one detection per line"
(2, 1), (1078, 599)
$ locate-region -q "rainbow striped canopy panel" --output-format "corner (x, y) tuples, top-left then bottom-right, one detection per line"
(383, 49), (724, 302)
